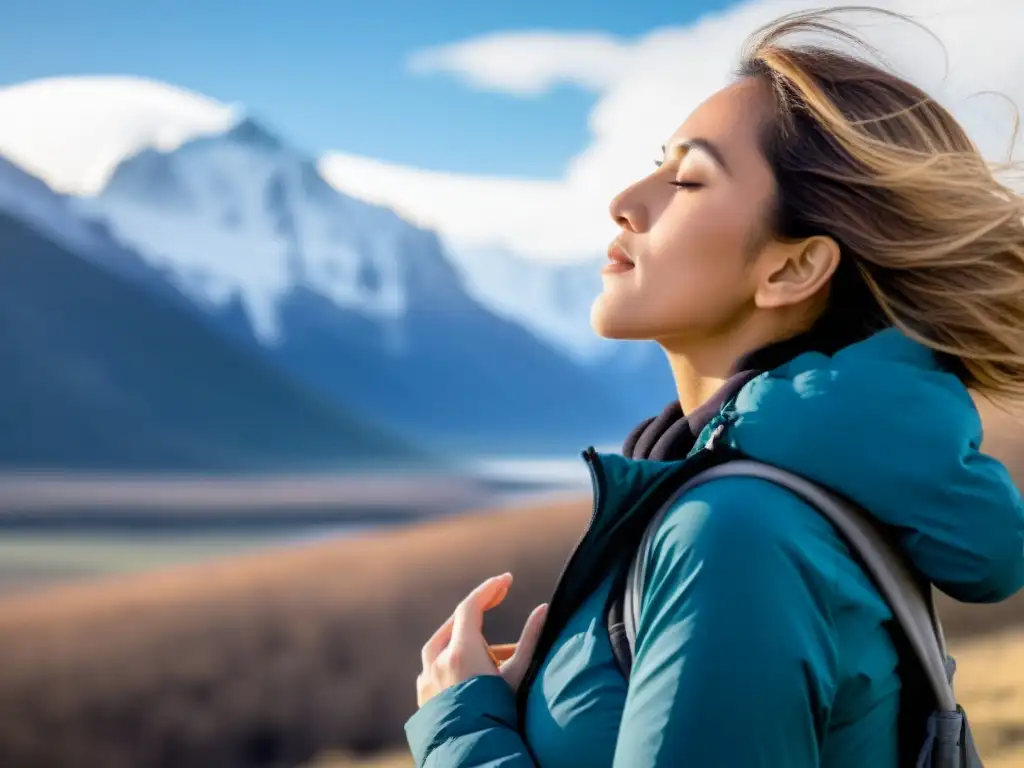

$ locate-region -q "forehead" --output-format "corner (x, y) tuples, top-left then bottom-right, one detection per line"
(667, 78), (772, 165)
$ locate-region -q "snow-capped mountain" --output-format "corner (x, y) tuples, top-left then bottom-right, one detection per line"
(80, 116), (423, 344)
(0, 76), (671, 451)
(84, 114), (616, 361)
(0, 76), (610, 360)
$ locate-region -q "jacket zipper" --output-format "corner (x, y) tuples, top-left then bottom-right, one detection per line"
(515, 445), (605, 719)
(552, 446), (604, 590)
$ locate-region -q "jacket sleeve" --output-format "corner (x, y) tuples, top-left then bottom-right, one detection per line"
(405, 674), (535, 767)
(612, 477), (842, 767)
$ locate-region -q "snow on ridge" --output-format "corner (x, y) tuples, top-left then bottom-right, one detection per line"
(80, 126), (415, 343)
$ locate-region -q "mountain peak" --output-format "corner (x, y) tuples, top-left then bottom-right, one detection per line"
(223, 116), (285, 152)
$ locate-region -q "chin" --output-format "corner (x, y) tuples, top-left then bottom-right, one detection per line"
(590, 294), (652, 341)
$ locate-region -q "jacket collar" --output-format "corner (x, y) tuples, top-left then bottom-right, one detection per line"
(623, 325), (847, 462)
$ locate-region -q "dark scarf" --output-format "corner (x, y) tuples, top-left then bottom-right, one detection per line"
(623, 327), (847, 462)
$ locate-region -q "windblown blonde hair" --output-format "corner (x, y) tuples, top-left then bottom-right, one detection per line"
(738, 7), (1024, 406)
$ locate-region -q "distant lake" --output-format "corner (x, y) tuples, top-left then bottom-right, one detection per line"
(466, 455), (594, 489)
(0, 455), (597, 596)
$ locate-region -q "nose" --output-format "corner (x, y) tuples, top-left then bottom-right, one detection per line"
(608, 180), (650, 234)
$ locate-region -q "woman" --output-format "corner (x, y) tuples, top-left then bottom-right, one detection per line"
(407, 9), (1024, 767)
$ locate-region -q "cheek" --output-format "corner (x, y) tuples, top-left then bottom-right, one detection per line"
(643, 246), (749, 333)
(648, 203), (750, 295)
(655, 186), (758, 263)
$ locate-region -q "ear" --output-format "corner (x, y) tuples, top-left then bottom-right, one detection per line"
(754, 236), (841, 309)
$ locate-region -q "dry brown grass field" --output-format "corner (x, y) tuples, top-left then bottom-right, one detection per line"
(0, 409), (1020, 768)
(0, 494), (587, 768)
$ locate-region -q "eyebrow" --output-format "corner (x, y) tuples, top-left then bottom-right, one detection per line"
(661, 137), (731, 175)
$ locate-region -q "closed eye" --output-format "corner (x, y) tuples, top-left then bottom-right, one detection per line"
(654, 161), (703, 189)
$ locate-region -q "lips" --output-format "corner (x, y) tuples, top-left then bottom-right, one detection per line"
(602, 241), (635, 275)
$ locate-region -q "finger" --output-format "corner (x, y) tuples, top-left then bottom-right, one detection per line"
(483, 579), (511, 612)
(452, 572), (513, 642)
(513, 604), (548, 663)
(424, 574), (510, 669)
(421, 614), (455, 668)
(500, 603), (548, 691)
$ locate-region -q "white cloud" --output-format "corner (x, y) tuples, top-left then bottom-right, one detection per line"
(322, 0), (1024, 263)
(407, 31), (634, 96)
(0, 76), (239, 195)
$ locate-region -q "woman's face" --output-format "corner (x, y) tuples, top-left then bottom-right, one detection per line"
(591, 79), (780, 347)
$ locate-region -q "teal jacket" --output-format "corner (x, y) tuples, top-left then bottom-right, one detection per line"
(405, 329), (1024, 767)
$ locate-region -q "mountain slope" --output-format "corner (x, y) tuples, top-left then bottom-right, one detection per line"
(0, 212), (422, 472)
(78, 116), (631, 451)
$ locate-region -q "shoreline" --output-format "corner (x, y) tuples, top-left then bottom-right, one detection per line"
(0, 465), (590, 531)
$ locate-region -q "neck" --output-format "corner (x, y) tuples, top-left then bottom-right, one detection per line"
(660, 318), (808, 414)
(666, 353), (729, 416)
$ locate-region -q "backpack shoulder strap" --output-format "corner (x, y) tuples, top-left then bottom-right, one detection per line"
(617, 459), (957, 713)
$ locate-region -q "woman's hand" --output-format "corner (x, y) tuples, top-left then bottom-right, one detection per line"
(417, 572), (547, 707)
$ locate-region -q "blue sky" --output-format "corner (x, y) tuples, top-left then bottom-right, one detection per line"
(4, 1), (1011, 265)
(2, 0), (735, 178)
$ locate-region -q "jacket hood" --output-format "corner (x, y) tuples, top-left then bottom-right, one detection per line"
(724, 327), (1024, 603)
